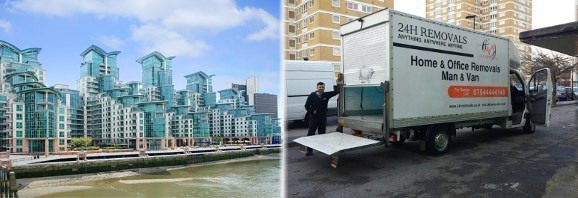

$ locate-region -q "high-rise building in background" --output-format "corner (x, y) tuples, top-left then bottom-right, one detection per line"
(284, 0), (394, 73)
(245, 77), (258, 105)
(254, 93), (278, 118)
(0, 41), (281, 154)
(228, 77), (259, 105)
(426, 0), (532, 57)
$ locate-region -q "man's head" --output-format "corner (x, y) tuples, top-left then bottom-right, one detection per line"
(316, 82), (325, 94)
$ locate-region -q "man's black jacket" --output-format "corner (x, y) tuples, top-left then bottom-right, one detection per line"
(304, 91), (339, 118)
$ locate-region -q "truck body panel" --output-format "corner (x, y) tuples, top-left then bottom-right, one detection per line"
(341, 9), (513, 131)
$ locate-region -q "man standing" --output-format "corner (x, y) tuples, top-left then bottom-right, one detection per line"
(303, 82), (339, 156)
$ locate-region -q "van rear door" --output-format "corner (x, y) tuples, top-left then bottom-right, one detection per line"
(527, 68), (552, 127)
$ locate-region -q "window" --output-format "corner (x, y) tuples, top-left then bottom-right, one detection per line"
(346, 1), (358, 10)
(309, 15), (314, 23)
(16, 122), (22, 129)
(302, 20), (307, 28)
(333, 31), (340, 39)
(309, 0), (314, 7)
(362, 5), (372, 13)
(16, 114), (22, 120)
(59, 116), (64, 122)
(59, 108), (64, 114)
(332, 15), (340, 24)
(59, 123), (64, 129)
(59, 132), (64, 137)
(16, 140), (22, 146)
(16, 105), (22, 111)
(309, 48), (315, 56)
(499, 4), (505, 9)
(519, 5), (526, 12)
(499, 29), (505, 33)
(59, 139), (64, 145)
(16, 131), (22, 137)
(332, 0), (339, 7)
(309, 32), (315, 39)
(499, 20), (505, 25)
(302, 34), (308, 43)
(333, 47), (341, 56)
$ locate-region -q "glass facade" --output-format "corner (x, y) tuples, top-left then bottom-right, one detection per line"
(0, 41), (280, 153)
(138, 52), (175, 107)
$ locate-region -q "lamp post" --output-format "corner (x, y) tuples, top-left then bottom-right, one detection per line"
(466, 14), (477, 30)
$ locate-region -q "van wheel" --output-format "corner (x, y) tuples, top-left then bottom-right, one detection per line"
(523, 119), (535, 134)
(426, 126), (451, 155)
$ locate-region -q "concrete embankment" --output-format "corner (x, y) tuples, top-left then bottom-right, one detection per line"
(12, 148), (280, 179)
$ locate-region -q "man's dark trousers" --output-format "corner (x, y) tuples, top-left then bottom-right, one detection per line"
(306, 114), (327, 153)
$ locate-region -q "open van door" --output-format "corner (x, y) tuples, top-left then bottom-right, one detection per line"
(527, 68), (552, 127)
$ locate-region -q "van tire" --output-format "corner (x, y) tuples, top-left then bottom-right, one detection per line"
(523, 119), (535, 134)
(426, 126), (451, 155)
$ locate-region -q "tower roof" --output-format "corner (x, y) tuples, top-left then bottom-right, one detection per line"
(80, 45), (121, 57)
(0, 40), (41, 54)
(136, 51), (175, 64)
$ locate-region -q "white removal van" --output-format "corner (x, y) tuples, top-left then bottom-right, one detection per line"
(294, 9), (552, 167)
(285, 61), (338, 122)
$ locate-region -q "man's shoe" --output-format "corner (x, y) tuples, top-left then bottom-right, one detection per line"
(305, 152), (313, 156)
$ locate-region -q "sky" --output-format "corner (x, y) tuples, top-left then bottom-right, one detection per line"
(395, 0), (576, 29)
(0, 0), (280, 96)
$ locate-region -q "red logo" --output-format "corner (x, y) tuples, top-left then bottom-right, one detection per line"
(481, 39), (497, 60)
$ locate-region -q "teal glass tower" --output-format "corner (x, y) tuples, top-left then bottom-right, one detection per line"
(137, 52), (175, 107)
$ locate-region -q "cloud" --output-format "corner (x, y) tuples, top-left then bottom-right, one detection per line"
(98, 36), (124, 49)
(6, 0), (279, 53)
(245, 8), (279, 41)
(131, 24), (210, 58)
(0, 19), (12, 33)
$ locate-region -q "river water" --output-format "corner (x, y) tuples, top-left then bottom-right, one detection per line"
(36, 157), (280, 198)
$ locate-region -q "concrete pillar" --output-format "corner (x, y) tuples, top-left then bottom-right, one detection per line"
(44, 139), (49, 157)
(136, 138), (140, 150)
(8, 171), (15, 192)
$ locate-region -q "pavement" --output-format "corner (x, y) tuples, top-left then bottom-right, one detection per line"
(285, 100), (577, 197)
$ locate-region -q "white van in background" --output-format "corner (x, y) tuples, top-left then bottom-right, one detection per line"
(284, 61), (338, 122)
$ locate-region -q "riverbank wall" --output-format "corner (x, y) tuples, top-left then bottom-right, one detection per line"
(12, 148), (280, 179)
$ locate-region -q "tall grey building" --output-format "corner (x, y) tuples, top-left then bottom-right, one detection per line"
(254, 93), (277, 118)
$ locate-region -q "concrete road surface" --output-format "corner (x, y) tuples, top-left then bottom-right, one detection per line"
(285, 101), (577, 197)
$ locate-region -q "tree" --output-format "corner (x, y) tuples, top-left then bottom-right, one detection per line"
(82, 137), (93, 149)
(70, 137), (93, 150)
(521, 49), (577, 105)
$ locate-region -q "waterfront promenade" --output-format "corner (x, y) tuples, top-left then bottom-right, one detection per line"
(11, 145), (281, 167)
